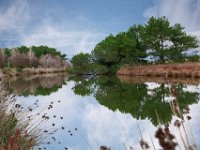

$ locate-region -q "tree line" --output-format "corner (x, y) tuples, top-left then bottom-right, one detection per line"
(0, 45), (68, 68)
(71, 16), (199, 75)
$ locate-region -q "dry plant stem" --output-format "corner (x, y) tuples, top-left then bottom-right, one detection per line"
(149, 134), (156, 150)
(136, 121), (143, 140)
(176, 105), (191, 147)
(178, 128), (188, 150)
(187, 121), (197, 148)
(119, 121), (129, 150)
(155, 110), (162, 125)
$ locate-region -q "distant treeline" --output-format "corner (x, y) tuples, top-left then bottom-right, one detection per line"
(0, 45), (68, 68)
(71, 16), (199, 75)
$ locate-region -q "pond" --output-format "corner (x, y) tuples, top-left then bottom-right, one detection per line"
(2, 74), (200, 150)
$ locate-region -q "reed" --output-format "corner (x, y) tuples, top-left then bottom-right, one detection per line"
(117, 63), (200, 78)
(1, 67), (68, 77)
(0, 80), (72, 149)
(0, 81), (37, 150)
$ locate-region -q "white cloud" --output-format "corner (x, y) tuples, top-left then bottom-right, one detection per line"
(21, 24), (106, 56)
(0, 0), (30, 31)
(0, 0), (106, 56)
(81, 103), (142, 149)
(144, 0), (200, 32)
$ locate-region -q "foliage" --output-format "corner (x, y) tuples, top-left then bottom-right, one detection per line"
(92, 63), (108, 75)
(92, 31), (147, 74)
(185, 55), (200, 62)
(138, 16), (199, 63)
(34, 85), (62, 96)
(70, 76), (95, 96)
(70, 16), (199, 75)
(32, 45), (63, 58)
(61, 54), (67, 60)
(17, 46), (29, 54)
(71, 53), (94, 74)
(4, 48), (12, 57)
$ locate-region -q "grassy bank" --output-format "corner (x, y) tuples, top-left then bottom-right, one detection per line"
(117, 63), (200, 78)
(118, 75), (200, 85)
(1, 67), (69, 77)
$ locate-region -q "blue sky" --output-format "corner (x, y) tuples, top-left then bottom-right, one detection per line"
(0, 0), (200, 58)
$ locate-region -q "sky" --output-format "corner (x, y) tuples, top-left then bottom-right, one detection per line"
(0, 0), (200, 58)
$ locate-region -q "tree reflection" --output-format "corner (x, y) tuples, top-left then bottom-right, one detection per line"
(70, 76), (95, 96)
(69, 76), (199, 126)
(5, 73), (68, 96)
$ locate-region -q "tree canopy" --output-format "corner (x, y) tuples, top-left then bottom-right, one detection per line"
(92, 30), (147, 74)
(32, 45), (63, 58)
(71, 16), (199, 75)
(137, 16), (199, 62)
(71, 53), (93, 75)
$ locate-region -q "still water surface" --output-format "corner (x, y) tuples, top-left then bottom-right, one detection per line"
(5, 74), (200, 150)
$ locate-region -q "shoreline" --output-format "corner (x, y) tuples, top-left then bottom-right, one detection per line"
(118, 75), (200, 85)
(0, 67), (69, 78)
(117, 63), (200, 78)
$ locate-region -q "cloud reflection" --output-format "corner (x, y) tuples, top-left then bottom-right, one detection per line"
(13, 80), (200, 149)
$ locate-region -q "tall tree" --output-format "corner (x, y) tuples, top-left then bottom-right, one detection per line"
(92, 31), (147, 74)
(17, 46), (29, 54)
(138, 16), (199, 63)
(71, 53), (93, 75)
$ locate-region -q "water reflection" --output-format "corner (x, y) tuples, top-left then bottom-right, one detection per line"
(2, 74), (200, 149)
(67, 76), (200, 149)
(5, 73), (68, 96)
(69, 76), (199, 126)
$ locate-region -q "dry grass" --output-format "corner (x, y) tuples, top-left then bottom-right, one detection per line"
(22, 67), (67, 74)
(1, 67), (68, 77)
(1, 68), (17, 76)
(117, 63), (200, 78)
(0, 111), (37, 150)
(118, 76), (200, 85)
(0, 81), (37, 150)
